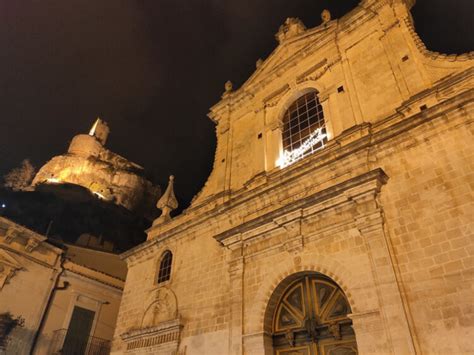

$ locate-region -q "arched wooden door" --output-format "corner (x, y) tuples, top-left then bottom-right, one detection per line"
(272, 275), (357, 355)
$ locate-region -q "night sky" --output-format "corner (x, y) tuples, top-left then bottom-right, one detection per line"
(1, 0), (472, 208)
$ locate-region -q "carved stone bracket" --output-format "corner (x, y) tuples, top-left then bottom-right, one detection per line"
(3, 228), (17, 244)
(25, 238), (40, 253)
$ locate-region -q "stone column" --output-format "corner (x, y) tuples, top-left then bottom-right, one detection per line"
(228, 243), (244, 355)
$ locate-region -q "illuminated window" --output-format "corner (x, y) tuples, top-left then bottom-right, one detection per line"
(157, 251), (173, 283)
(279, 91), (327, 167)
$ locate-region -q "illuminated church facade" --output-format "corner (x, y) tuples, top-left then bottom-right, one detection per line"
(112, 0), (473, 354)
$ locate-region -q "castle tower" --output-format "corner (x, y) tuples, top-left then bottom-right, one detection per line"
(32, 118), (160, 213)
(88, 118), (110, 146)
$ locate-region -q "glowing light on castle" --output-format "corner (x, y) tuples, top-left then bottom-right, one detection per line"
(89, 118), (100, 136)
(277, 128), (327, 168)
(46, 178), (61, 184)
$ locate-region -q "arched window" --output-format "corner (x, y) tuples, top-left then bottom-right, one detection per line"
(280, 91), (327, 167)
(157, 251), (173, 284)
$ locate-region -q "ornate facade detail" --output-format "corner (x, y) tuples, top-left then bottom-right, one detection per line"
(222, 80), (233, 98)
(321, 9), (331, 24)
(121, 287), (181, 352)
(3, 228), (17, 244)
(121, 318), (182, 352)
(25, 237), (40, 253)
(142, 287), (178, 327)
(263, 84), (290, 108)
(155, 176), (178, 225)
(0, 250), (23, 290)
(276, 18), (306, 44)
(114, 2), (474, 354)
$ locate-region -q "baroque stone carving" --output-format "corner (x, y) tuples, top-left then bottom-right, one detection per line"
(122, 287), (181, 352)
(3, 228), (16, 244)
(276, 18), (306, 43)
(142, 287), (178, 328)
(155, 176), (179, 225)
(0, 250), (23, 290)
(222, 80), (233, 98)
(321, 9), (331, 24)
(25, 238), (40, 253)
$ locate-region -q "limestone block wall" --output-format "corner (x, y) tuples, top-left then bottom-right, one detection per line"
(112, 0), (473, 354)
(194, 0), (472, 204)
(0, 218), (62, 355)
(113, 227), (230, 354)
(113, 90), (472, 354)
(377, 102), (474, 354)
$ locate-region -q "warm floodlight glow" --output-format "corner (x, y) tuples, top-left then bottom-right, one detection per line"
(89, 119), (99, 136)
(278, 128), (327, 168)
(47, 178), (61, 184)
(93, 192), (106, 200)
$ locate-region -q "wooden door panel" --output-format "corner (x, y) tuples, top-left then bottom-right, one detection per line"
(276, 345), (312, 355)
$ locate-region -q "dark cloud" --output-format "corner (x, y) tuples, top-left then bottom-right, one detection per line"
(0, 0), (472, 207)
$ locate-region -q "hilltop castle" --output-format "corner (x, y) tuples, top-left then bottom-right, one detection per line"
(32, 118), (159, 215)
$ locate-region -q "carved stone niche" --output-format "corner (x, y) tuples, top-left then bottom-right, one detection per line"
(121, 287), (182, 354)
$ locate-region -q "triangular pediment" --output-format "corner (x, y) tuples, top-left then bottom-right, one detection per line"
(0, 249), (23, 270)
(241, 23), (334, 90)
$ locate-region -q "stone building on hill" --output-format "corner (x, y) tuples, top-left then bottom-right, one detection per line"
(112, 0), (473, 354)
(32, 118), (160, 215)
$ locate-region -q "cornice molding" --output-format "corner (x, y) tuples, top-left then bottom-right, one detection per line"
(215, 169), (388, 248)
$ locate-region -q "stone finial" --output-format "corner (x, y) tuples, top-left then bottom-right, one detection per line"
(155, 175), (178, 224)
(275, 17), (306, 43)
(222, 80), (233, 98)
(321, 9), (331, 24)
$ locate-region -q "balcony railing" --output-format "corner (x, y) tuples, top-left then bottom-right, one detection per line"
(49, 329), (111, 355)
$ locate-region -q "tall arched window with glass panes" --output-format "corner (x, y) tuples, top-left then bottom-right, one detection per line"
(157, 250), (173, 284)
(280, 90), (327, 167)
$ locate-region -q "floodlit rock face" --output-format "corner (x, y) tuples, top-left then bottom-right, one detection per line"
(32, 119), (159, 214)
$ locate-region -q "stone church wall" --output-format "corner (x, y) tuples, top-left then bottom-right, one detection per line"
(112, 0), (473, 353)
